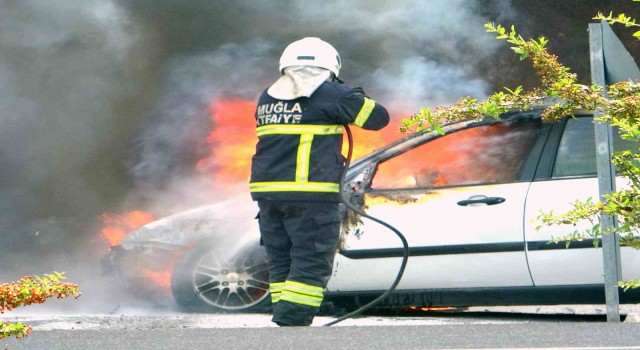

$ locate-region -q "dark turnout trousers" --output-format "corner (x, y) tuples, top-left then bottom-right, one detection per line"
(257, 200), (341, 326)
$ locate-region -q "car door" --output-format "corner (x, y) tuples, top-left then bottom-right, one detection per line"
(524, 116), (640, 286)
(328, 118), (543, 292)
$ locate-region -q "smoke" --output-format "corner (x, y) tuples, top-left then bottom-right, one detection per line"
(0, 0), (146, 256)
(0, 0), (516, 295)
(125, 0), (516, 190)
(129, 40), (276, 188)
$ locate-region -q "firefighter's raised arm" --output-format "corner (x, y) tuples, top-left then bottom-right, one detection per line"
(336, 86), (390, 130)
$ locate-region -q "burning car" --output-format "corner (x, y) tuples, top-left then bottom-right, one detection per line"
(104, 108), (640, 312)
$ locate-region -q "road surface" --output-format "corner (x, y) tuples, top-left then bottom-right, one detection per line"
(3, 305), (640, 349)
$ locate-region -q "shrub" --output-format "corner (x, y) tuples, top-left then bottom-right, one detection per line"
(0, 272), (80, 339)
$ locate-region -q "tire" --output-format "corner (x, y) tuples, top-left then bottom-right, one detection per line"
(171, 241), (272, 312)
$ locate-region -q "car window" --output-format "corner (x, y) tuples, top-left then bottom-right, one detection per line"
(371, 120), (541, 189)
(553, 117), (636, 178)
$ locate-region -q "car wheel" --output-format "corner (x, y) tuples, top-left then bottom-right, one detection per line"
(171, 242), (271, 312)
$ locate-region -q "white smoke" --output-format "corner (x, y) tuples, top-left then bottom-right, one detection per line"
(368, 57), (490, 111)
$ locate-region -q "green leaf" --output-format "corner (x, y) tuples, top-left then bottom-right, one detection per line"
(505, 86), (523, 95)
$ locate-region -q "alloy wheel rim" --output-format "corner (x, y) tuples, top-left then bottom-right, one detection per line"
(191, 250), (270, 310)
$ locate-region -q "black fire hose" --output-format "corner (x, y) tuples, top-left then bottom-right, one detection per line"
(323, 125), (409, 327)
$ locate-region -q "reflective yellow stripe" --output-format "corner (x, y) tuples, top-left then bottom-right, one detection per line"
(280, 293), (323, 307)
(296, 134), (313, 182)
(250, 181), (339, 193)
(284, 280), (324, 297)
(279, 280), (324, 308)
(354, 97), (376, 127)
(256, 124), (343, 137)
(270, 282), (285, 304)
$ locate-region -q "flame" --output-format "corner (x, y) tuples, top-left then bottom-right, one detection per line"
(407, 306), (460, 312)
(344, 126), (401, 160)
(196, 99), (258, 185)
(196, 99), (406, 186)
(142, 269), (172, 295)
(100, 210), (155, 246)
(372, 123), (519, 188)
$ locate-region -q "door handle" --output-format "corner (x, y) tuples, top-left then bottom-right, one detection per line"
(457, 196), (505, 206)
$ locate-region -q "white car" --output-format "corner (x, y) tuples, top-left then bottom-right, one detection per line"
(103, 108), (640, 312)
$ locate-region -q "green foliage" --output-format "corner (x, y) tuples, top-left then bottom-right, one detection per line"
(594, 10), (640, 39)
(0, 272), (80, 339)
(0, 321), (30, 340)
(619, 279), (640, 292)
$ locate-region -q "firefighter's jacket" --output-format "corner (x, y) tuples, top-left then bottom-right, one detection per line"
(250, 80), (390, 202)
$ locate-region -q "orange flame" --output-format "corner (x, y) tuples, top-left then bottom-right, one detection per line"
(372, 123), (518, 188)
(196, 99), (257, 185)
(100, 210), (155, 246)
(142, 269), (172, 294)
(407, 306), (460, 312)
(196, 99), (406, 186)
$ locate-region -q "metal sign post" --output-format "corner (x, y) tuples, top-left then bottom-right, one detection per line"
(588, 20), (640, 322)
(589, 21), (621, 323)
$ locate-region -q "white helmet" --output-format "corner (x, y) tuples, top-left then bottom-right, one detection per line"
(278, 37), (341, 77)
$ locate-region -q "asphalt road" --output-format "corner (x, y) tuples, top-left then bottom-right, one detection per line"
(3, 309), (640, 350)
(4, 323), (640, 350)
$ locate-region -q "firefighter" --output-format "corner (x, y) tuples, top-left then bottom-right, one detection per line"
(250, 37), (389, 326)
